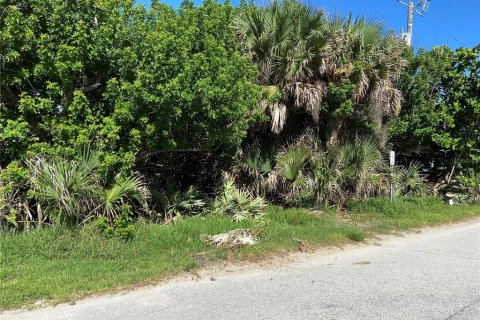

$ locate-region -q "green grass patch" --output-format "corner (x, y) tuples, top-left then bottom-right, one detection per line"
(347, 197), (480, 233)
(0, 208), (362, 310)
(0, 198), (478, 310)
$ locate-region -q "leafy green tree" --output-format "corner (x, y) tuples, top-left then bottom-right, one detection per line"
(0, 0), (260, 175)
(434, 46), (480, 168)
(1, 0), (134, 164)
(391, 45), (479, 185)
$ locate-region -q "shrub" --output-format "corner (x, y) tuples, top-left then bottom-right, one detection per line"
(232, 141), (274, 196)
(309, 147), (342, 205)
(458, 169), (480, 203)
(27, 150), (102, 225)
(213, 176), (267, 221)
(390, 161), (427, 197)
(0, 161), (31, 230)
(157, 180), (208, 222)
(272, 144), (313, 204)
(234, 135), (392, 207)
(337, 138), (387, 198)
(276, 146), (310, 184)
(27, 149), (149, 226)
(103, 175), (150, 221)
(0, 0), (260, 175)
(95, 205), (135, 241)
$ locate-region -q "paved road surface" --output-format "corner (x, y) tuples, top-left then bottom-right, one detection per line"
(2, 220), (479, 320)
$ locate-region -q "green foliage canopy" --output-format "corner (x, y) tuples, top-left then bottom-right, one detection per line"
(391, 45), (480, 173)
(0, 0), (260, 173)
(233, 1), (405, 146)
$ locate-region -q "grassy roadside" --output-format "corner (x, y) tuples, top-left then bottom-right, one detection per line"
(1, 197), (479, 310)
(346, 197), (480, 233)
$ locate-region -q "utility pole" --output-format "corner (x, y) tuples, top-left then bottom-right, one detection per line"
(406, 1), (414, 46)
(397, 0), (432, 47)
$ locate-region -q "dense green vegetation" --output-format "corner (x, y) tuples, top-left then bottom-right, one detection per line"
(0, 0), (479, 309)
(0, 0), (259, 174)
(234, 1), (404, 146)
(391, 46), (480, 195)
(1, 0), (478, 228)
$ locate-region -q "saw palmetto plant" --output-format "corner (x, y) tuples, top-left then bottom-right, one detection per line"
(28, 149), (149, 225)
(103, 174), (150, 221)
(337, 138), (387, 198)
(233, 133), (398, 207)
(157, 180), (208, 222)
(232, 141), (274, 197)
(213, 176), (267, 222)
(27, 149), (102, 225)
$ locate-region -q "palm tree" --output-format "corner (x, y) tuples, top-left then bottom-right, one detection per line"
(234, 1), (405, 146)
(332, 19), (404, 145)
(233, 0), (339, 133)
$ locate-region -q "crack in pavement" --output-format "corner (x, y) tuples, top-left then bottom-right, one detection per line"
(444, 297), (480, 320)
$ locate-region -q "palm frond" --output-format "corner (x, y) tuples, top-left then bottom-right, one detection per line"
(104, 174), (149, 220)
(205, 229), (259, 249)
(213, 175), (267, 221)
(401, 162), (426, 196)
(27, 151), (102, 225)
(338, 138), (386, 197)
(276, 145), (310, 183)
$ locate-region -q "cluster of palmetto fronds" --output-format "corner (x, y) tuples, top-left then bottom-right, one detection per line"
(390, 162), (427, 197)
(152, 176), (266, 223)
(27, 149), (150, 226)
(212, 175), (267, 222)
(233, 0), (405, 144)
(232, 133), (425, 207)
(156, 178), (208, 223)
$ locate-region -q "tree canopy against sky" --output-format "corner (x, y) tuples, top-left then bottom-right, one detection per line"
(391, 45), (480, 176)
(234, 0), (405, 146)
(0, 0), (260, 174)
(137, 0), (480, 50)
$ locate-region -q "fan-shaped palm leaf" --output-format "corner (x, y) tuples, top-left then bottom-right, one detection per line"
(103, 174), (149, 220)
(276, 146), (310, 183)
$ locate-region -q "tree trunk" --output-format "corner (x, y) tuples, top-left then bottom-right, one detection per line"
(376, 116), (388, 150)
(328, 117), (342, 146)
(37, 203), (43, 228)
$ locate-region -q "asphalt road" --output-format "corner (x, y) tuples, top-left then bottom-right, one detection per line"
(2, 220), (479, 320)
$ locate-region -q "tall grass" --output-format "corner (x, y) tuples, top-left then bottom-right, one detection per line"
(347, 196), (480, 232)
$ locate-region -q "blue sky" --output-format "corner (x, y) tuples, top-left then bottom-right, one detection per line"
(136, 0), (479, 50)
(317, 0), (480, 49)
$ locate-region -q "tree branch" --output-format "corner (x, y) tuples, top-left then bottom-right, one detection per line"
(80, 82), (102, 93)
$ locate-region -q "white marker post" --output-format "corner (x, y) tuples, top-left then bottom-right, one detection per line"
(389, 151), (395, 203)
